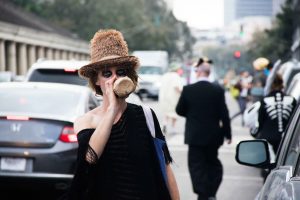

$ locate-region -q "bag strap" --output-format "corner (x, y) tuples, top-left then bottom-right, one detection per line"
(141, 105), (155, 138)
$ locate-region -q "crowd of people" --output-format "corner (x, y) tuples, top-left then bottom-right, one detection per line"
(228, 57), (297, 155)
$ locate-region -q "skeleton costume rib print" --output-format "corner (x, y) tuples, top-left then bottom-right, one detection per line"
(263, 92), (295, 132)
(258, 91), (297, 153)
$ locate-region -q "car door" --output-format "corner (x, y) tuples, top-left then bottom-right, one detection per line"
(257, 104), (300, 200)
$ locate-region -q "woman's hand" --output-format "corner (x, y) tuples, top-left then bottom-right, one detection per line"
(104, 75), (123, 115)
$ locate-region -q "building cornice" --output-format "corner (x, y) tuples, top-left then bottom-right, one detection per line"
(0, 21), (89, 54)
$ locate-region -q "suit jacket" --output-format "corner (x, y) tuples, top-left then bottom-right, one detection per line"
(176, 80), (231, 146)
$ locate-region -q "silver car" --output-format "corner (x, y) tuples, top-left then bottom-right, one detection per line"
(0, 82), (99, 190)
(236, 103), (300, 199)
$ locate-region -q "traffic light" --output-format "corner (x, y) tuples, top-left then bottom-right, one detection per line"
(239, 25), (244, 37)
(234, 51), (241, 59)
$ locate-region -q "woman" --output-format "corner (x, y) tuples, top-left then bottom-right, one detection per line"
(68, 29), (179, 200)
(257, 74), (297, 153)
(159, 63), (183, 135)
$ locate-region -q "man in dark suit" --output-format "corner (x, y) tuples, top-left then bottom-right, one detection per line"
(176, 62), (232, 200)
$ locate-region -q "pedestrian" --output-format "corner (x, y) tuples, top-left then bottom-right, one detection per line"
(159, 63), (183, 135)
(176, 62), (232, 200)
(68, 29), (179, 200)
(189, 57), (213, 84)
(231, 71), (252, 126)
(256, 74), (297, 153)
(250, 57), (273, 102)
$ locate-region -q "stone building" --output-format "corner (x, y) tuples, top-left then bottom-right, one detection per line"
(0, 0), (89, 75)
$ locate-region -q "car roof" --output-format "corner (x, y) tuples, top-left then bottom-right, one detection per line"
(29, 59), (89, 70)
(0, 81), (90, 93)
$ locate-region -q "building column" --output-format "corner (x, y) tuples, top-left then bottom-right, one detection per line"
(61, 50), (68, 60)
(46, 48), (53, 59)
(18, 43), (27, 75)
(7, 41), (17, 74)
(67, 52), (74, 59)
(37, 46), (45, 60)
(54, 49), (60, 60)
(79, 54), (84, 60)
(0, 40), (5, 72)
(28, 45), (36, 68)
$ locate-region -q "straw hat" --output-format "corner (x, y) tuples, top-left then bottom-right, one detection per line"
(253, 57), (270, 71)
(79, 29), (139, 79)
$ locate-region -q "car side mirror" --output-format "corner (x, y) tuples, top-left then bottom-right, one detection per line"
(236, 140), (271, 168)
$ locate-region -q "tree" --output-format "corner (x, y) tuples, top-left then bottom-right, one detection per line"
(11, 0), (195, 59)
(247, 0), (298, 62)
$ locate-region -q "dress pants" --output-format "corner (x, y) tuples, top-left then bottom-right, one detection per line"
(188, 145), (223, 200)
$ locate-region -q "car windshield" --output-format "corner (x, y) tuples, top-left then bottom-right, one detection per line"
(138, 66), (163, 75)
(28, 69), (88, 86)
(0, 87), (81, 118)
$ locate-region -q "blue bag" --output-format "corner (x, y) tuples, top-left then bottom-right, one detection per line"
(142, 106), (168, 183)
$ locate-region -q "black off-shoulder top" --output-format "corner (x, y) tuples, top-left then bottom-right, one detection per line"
(68, 103), (172, 200)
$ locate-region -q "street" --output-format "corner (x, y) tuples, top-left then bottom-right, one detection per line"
(144, 92), (263, 200)
(1, 93), (263, 200)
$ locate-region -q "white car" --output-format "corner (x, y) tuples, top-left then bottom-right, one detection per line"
(25, 59), (89, 86)
(25, 59), (142, 105)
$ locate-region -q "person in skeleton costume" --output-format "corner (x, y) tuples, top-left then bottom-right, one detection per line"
(257, 74), (297, 153)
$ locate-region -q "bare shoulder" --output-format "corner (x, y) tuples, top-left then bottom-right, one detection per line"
(74, 112), (94, 134)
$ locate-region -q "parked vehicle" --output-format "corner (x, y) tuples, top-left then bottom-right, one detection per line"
(25, 59), (142, 105)
(25, 59), (89, 86)
(236, 103), (300, 199)
(286, 73), (300, 102)
(133, 51), (169, 99)
(0, 82), (99, 190)
(0, 71), (15, 82)
(281, 62), (300, 90)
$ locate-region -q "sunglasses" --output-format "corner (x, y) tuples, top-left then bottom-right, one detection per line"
(101, 68), (128, 78)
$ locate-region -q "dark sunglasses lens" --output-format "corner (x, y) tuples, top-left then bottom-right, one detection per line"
(117, 69), (127, 77)
(102, 71), (112, 78)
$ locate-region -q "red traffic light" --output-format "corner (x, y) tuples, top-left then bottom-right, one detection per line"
(234, 51), (241, 58)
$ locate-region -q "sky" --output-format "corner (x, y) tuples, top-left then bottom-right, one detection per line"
(173, 0), (224, 30)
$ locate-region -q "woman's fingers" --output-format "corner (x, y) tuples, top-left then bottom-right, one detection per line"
(105, 76), (116, 95)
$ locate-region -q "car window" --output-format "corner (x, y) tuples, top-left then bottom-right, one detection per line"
(283, 112), (300, 168)
(0, 87), (82, 118)
(28, 69), (88, 86)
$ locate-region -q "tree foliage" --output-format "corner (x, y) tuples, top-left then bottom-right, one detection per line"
(11, 0), (195, 59)
(203, 45), (253, 77)
(247, 1), (298, 62)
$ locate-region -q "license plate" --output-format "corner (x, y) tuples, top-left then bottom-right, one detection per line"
(0, 157), (26, 171)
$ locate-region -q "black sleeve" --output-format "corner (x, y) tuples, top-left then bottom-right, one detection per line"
(176, 86), (187, 117)
(150, 109), (173, 164)
(68, 129), (97, 200)
(219, 89), (232, 140)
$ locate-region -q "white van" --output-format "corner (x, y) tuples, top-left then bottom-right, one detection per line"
(133, 51), (169, 99)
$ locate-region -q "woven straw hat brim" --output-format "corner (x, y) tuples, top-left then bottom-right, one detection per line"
(79, 56), (139, 79)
